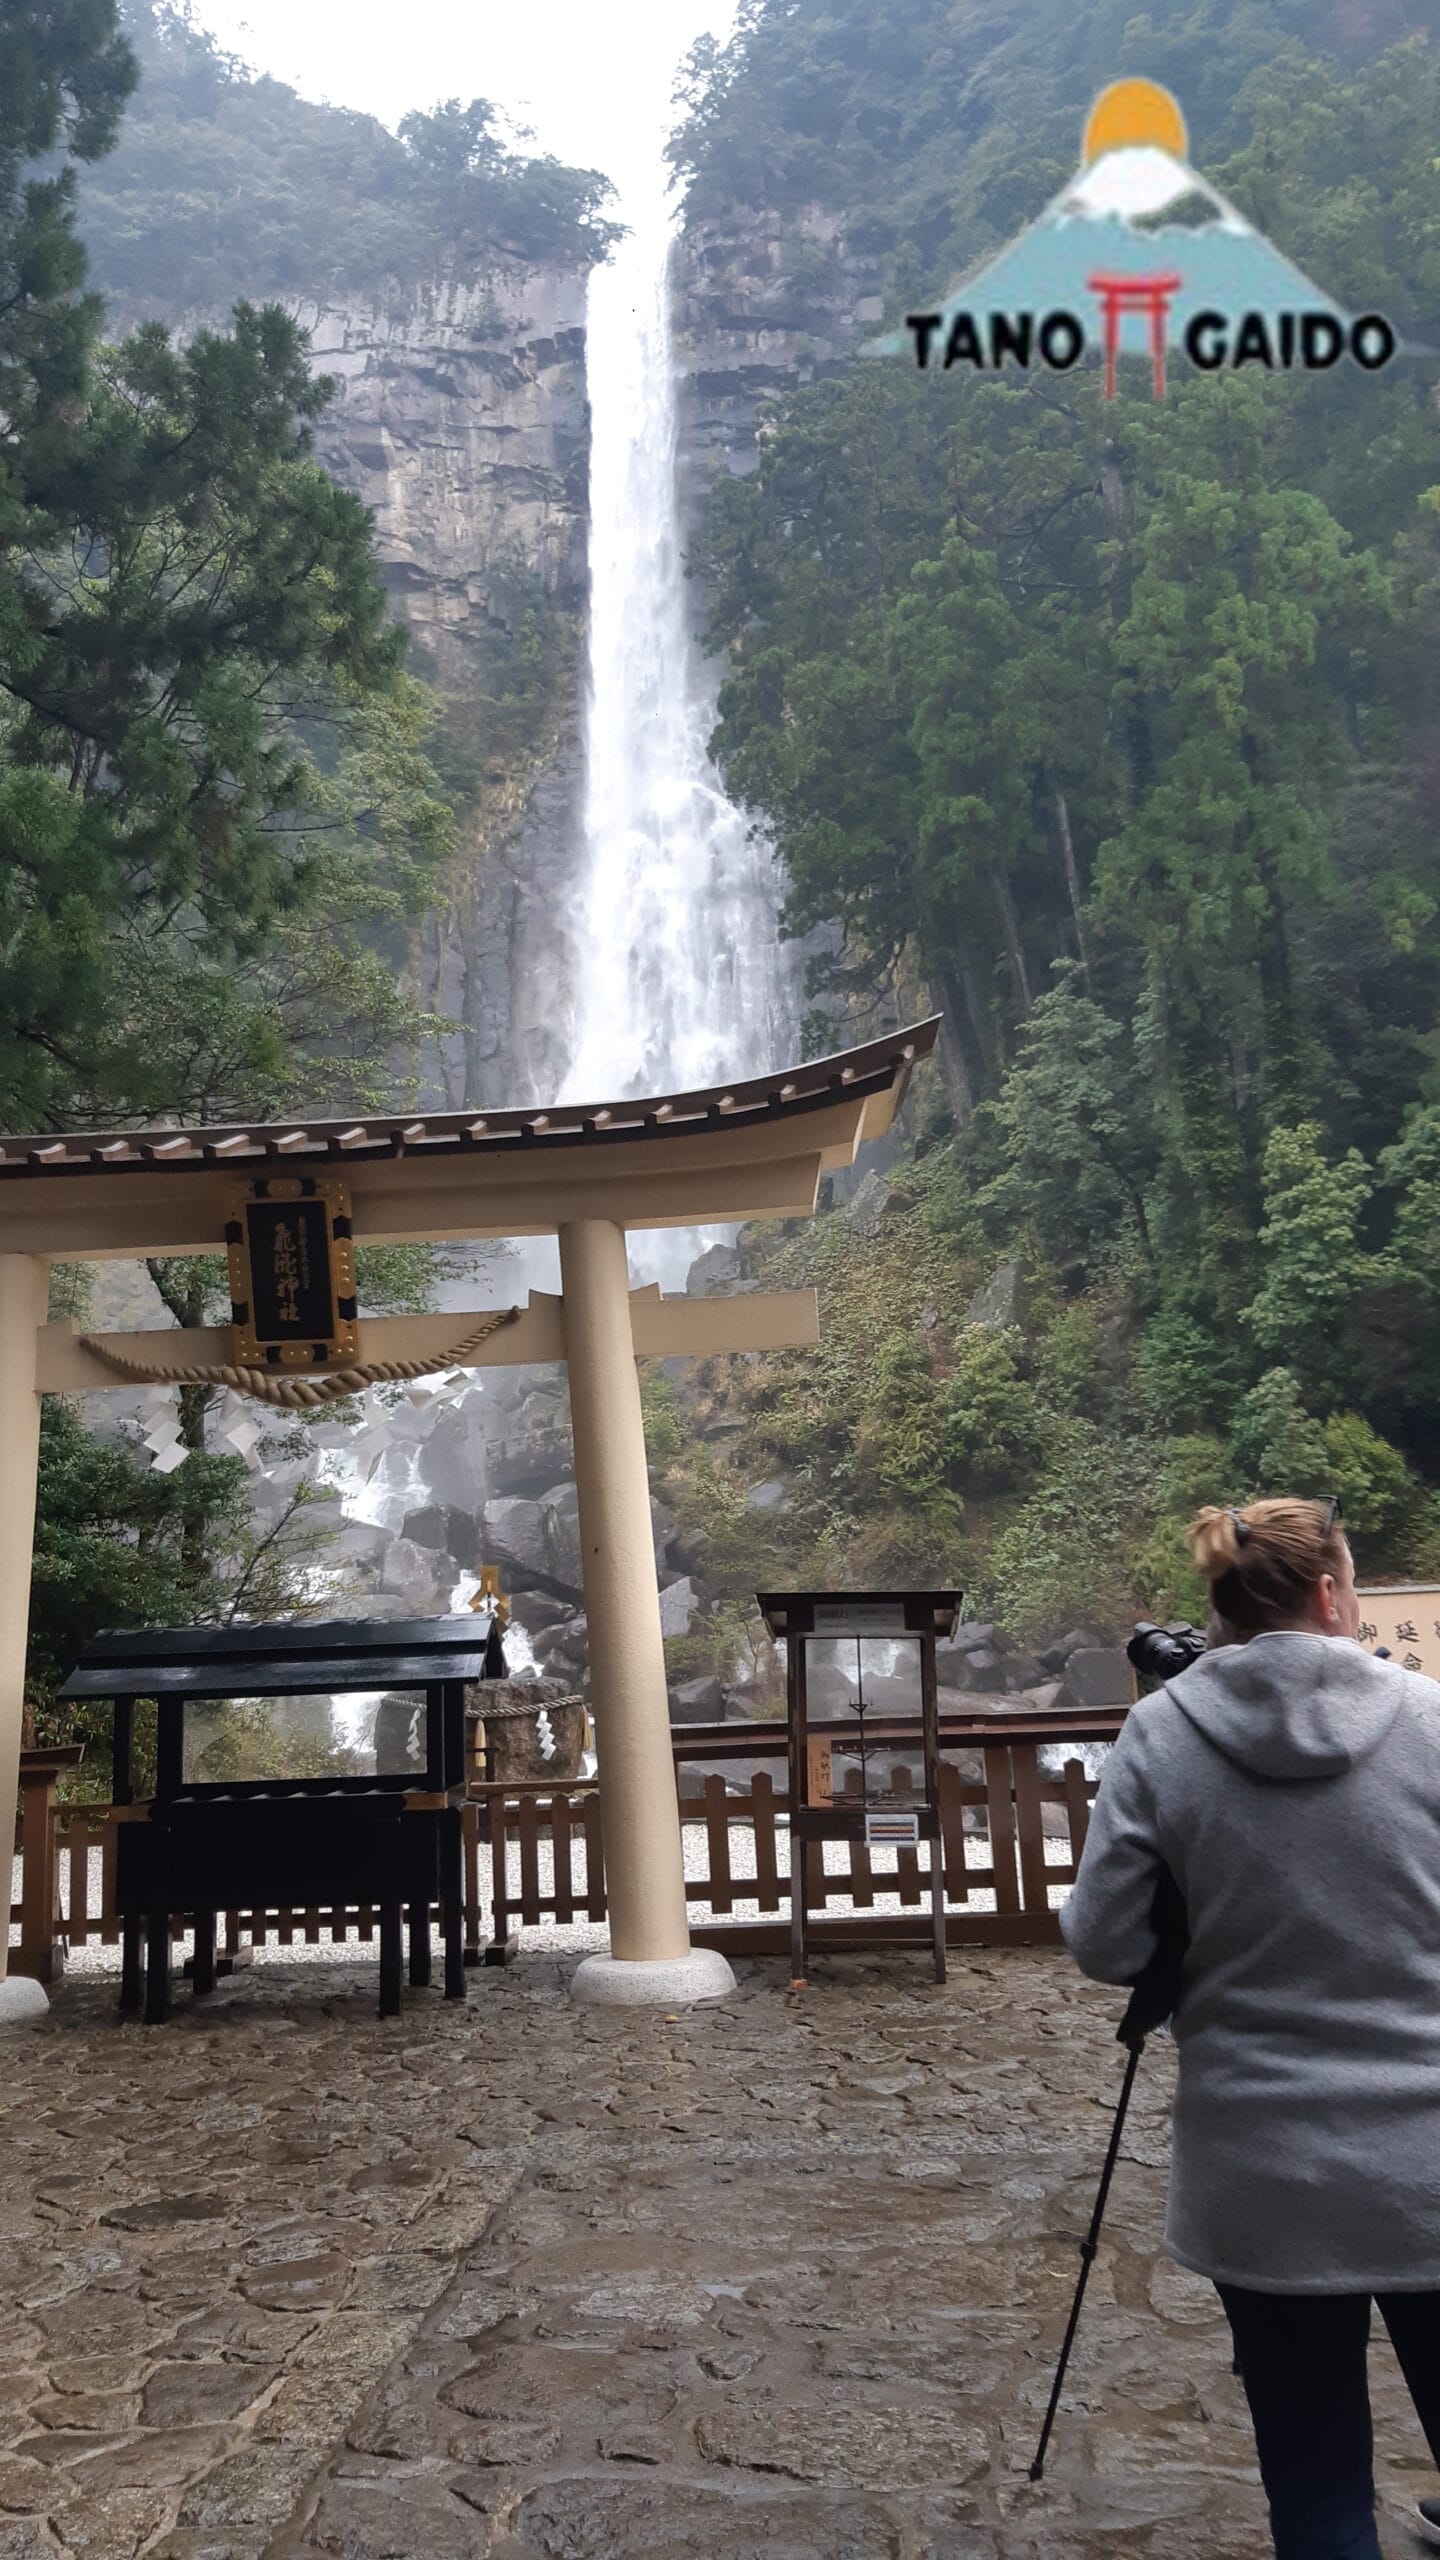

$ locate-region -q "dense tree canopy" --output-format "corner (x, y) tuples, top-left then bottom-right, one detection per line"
(0, 0), (486, 1697)
(660, 0), (1440, 1631)
(79, 1), (619, 317)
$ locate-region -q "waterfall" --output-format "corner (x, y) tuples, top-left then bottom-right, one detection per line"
(558, 139), (793, 1148)
(252, 76), (791, 1690)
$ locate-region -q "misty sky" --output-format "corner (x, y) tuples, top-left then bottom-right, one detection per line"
(191, 0), (739, 188)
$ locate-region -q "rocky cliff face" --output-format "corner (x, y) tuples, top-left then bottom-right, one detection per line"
(293, 262), (591, 1112)
(300, 266), (588, 686)
(673, 206), (885, 527)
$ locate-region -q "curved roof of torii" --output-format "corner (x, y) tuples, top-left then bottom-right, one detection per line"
(0, 1019), (941, 1259)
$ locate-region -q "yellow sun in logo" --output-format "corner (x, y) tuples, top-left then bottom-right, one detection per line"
(1082, 78), (1189, 165)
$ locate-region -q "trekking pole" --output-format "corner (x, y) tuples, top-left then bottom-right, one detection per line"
(1029, 1864), (1188, 2484)
(1029, 2029), (1145, 2481)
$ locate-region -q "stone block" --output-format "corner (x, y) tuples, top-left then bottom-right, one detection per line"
(481, 1491), (584, 1602)
(1063, 1648), (1134, 1708)
(846, 1168), (893, 1237)
(952, 1646), (1009, 1694)
(531, 1615), (587, 1673)
(378, 1537), (447, 1613)
(659, 1576), (701, 1637)
(1039, 1628), (1097, 1673)
(669, 1676), (725, 1724)
(965, 1260), (1027, 1329)
(400, 1503), (476, 1560)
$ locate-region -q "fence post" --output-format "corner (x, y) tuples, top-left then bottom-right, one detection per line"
(13, 1748), (83, 1983)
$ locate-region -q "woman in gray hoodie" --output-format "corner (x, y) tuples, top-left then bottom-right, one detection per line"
(1060, 1496), (1440, 2560)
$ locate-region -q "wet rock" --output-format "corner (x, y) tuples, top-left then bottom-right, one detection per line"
(971, 1683), (1066, 1720)
(291, 2469), (498, 2560)
(744, 1478), (789, 1513)
(936, 1624), (1004, 1688)
(1003, 1652), (1047, 1692)
(951, 1646), (1010, 1695)
(668, 1677), (725, 1725)
(659, 1576), (701, 1637)
(101, 2195), (230, 2232)
(400, 1504), (477, 1561)
(685, 1243), (744, 1296)
(511, 1592), (574, 1634)
(1040, 1629), (1098, 1674)
(722, 1677), (779, 1722)
(695, 2397), (988, 2493)
(484, 1390), (575, 1501)
(965, 1261), (1027, 1329)
(481, 1491), (584, 1602)
(530, 1607), (586, 1669)
(326, 1519), (390, 1572)
(139, 2363), (278, 2431)
(512, 2478), (908, 2560)
(1062, 1648), (1135, 1708)
(173, 2445), (318, 2531)
(238, 2254), (352, 2316)
(846, 1168), (893, 1237)
(411, 1397), (490, 1517)
(378, 1537), (448, 1614)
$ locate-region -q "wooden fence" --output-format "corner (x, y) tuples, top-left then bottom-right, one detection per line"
(10, 1715), (1124, 1975)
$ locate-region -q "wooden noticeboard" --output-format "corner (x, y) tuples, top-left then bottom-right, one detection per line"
(757, 1590), (959, 1984)
(225, 1176), (358, 1369)
(1357, 1586), (1440, 1680)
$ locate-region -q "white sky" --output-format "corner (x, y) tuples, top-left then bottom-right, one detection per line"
(190, 0), (739, 188)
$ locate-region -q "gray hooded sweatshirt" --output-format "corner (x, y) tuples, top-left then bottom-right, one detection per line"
(1058, 1631), (1440, 2292)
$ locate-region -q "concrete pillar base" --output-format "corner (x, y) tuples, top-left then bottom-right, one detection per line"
(0, 1975), (49, 2025)
(570, 1948), (737, 2008)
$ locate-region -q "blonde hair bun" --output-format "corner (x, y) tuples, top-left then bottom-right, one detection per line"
(1188, 1504), (1244, 1580)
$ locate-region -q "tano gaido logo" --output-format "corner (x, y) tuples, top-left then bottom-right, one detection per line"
(866, 78), (1410, 397)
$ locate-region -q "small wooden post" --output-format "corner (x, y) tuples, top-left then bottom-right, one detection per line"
(13, 1748), (83, 1983)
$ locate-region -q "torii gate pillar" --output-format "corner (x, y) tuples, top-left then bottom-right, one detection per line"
(0, 1255), (49, 2020)
(559, 1219), (734, 2006)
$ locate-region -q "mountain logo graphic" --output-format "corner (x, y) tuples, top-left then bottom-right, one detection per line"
(866, 79), (1407, 395)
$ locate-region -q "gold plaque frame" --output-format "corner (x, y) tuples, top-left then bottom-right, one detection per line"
(224, 1175), (359, 1369)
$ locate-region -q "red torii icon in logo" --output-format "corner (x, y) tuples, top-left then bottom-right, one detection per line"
(1087, 270), (1183, 399)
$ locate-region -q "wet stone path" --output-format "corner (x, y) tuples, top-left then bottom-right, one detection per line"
(1, 1949), (1434, 2559)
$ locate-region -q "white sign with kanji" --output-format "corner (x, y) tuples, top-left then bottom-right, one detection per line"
(1356, 1587), (1440, 1681)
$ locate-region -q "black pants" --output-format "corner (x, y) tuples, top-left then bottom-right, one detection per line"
(1218, 2283), (1440, 2559)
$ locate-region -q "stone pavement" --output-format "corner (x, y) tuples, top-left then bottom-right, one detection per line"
(1, 1947), (1436, 2559)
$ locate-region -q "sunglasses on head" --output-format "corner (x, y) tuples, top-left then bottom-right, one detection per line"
(1228, 1495), (1343, 1545)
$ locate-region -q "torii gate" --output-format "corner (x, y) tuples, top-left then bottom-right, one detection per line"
(0, 1018), (938, 2015)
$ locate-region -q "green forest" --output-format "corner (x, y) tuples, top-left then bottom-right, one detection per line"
(84, 1), (619, 315)
(647, 0), (1440, 1641)
(0, 0), (606, 1722)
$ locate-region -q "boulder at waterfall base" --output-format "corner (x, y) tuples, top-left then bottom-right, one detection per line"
(482, 1491), (584, 1602)
(466, 1677), (587, 1784)
(669, 1676), (726, 1724)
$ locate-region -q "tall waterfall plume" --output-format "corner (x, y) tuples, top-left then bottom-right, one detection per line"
(559, 143), (792, 1115)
